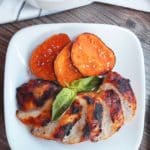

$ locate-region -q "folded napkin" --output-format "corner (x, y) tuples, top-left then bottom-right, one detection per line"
(0, 0), (86, 24)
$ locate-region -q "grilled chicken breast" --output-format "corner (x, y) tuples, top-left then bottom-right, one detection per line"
(16, 72), (136, 144)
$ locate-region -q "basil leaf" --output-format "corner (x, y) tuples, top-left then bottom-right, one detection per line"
(52, 88), (76, 121)
(52, 76), (102, 121)
(68, 76), (101, 93)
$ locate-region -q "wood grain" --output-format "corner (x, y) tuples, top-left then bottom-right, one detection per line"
(0, 2), (150, 150)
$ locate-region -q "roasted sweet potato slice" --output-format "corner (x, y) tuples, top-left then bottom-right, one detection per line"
(71, 33), (116, 76)
(29, 34), (71, 80)
(54, 42), (82, 87)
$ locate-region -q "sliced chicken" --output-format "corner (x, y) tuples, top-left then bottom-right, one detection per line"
(16, 71), (136, 144)
(62, 97), (87, 144)
(16, 99), (52, 127)
(63, 93), (103, 143)
(79, 93), (103, 142)
(32, 99), (83, 140)
(94, 89), (124, 141)
(100, 71), (136, 122)
(16, 79), (61, 127)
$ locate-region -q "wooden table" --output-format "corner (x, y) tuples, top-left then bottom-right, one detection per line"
(0, 2), (149, 150)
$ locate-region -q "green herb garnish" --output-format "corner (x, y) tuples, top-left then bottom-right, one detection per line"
(52, 88), (76, 121)
(52, 76), (102, 121)
(68, 76), (101, 92)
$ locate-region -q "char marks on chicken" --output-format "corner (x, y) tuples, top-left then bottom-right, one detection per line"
(16, 79), (61, 127)
(16, 72), (136, 143)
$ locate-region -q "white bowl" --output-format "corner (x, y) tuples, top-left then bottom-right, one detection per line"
(5, 23), (145, 150)
(26, 0), (91, 10)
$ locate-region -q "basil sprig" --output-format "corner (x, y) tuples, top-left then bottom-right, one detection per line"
(68, 76), (101, 92)
(52, 88), (76, 121)
(52, 76), (102, 121)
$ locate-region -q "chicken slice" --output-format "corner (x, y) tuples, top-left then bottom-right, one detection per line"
(16, 79), (61, 111)
(31, 99), (82, 141)
(94, 89), (124, 141)
(16, 79), (61, 127)
(16, 99), (52, 127)
(63, 93), (104, 143)
(62, 96), (87, 144)
(100, 72), (136, 122)
(80, 94), (103, 142)
(100, 90), (124, 131)
(95, 100), (112, 140)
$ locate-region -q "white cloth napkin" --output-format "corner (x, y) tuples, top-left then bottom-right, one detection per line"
(0, 0), (149, 24)
(0, 0), (93, 24)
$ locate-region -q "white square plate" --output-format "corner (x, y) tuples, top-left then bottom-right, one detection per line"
(4, 23), (145, 150)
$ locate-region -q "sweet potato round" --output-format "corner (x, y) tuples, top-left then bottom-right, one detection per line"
(29, 34), (71, 80)
(54, 42), (82, 87)
(71, 33), (116, 76)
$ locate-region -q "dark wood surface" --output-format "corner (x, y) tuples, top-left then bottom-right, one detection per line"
(0, 2), (150, 150)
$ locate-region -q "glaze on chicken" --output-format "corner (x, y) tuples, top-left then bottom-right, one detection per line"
(16, 79), (61, 127)
(16, 72), (136, 143)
